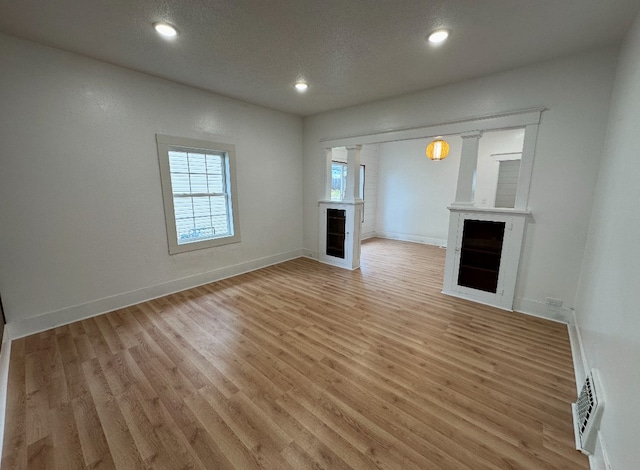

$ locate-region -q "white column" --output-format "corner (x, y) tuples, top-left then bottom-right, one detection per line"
(323, 148), (333, 200)
(453, 131), (482, 206)
(344, 145), (362, 202)
(514, 123), (539, 210)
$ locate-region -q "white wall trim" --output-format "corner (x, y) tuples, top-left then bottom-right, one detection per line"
(491, 152), (522, 161)
(567, 309), (611, 470)
(6, 249), (304, 340)
(303, 250), (318, 260)
(587, 432), (612, 470)
(374, 231), (447, 247)
(361, 231), (376, 240)
(513, 297), (572, 323)
(568, 308), (589, 389)
(442, 290), (513, 312)
(0, 333), (12, 467)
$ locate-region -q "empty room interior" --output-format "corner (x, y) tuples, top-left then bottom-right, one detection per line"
(1, 1), (639, 469)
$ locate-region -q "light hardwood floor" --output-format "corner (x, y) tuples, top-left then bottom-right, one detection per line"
(2, 238), (588, 469)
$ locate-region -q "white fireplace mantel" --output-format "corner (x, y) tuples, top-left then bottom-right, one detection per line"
(447, 206), (531, 216)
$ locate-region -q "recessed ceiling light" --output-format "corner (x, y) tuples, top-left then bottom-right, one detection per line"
(428, 29), (449, 44)
(154, 22), (178, 38)
(294, 81), (309, 92)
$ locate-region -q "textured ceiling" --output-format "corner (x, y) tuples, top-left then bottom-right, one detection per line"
(1, 0), (638, 116)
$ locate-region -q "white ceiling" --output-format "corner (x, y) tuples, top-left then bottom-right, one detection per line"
(1, 0), (638, 116)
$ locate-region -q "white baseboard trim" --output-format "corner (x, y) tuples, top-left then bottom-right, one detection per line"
(0, 332), (12, 466)
(566, 310), (609, 470)
(597, 432), (612, 470)
(513, 297), (572, 324)
(589, 432), (612, 470)
(361, 231), (376, 241)
(303, 250), (318, 260)
(442, 289), (513, 312)
(374, 231), (447, 247)
(6, 249), (304, 340)
(567, 309), (588, 390)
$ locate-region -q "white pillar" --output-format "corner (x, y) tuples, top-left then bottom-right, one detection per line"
(514, 123), (539, 210)
(323, 148), (333, 200)
(344, 145), (362, 202)
(453, 131), (482, 206)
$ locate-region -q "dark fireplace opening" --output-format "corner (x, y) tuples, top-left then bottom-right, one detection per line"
(326, 208), (346, 258)
(458, 219), (506, 293)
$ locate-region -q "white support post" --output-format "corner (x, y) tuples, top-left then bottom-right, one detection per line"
(323, 148), (333, 201)
(514, 123), (539, 210)
(344, 145), (362, 203)
(453, 131), (483, 206)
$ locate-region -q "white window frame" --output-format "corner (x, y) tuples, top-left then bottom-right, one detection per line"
(156, 134), (241, 254)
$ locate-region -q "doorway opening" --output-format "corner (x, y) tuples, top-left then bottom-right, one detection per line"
(317, 107), (542, 310)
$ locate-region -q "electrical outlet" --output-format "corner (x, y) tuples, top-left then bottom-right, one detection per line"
(545, 297), (563, 308)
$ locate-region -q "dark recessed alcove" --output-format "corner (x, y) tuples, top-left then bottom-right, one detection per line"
(457, 219), (506, 293)
(326, 208), (346, 258)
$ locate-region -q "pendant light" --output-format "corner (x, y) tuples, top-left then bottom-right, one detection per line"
(426, 138), (450, 161)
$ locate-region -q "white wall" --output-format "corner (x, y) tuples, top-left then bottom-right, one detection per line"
(475, 129), (524, 208)
(0, 34), (303, 332)
(375, 137), (461, 245)
(573, 12), (640, 470)
(303, 48), (617, 318)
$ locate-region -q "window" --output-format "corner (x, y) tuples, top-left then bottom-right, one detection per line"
(330, 162), (365, 201)
(156, 135), (240, 254)
(331, 162), (347, 201)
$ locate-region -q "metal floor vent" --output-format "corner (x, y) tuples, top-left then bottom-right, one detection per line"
(572, 369), (604, 455)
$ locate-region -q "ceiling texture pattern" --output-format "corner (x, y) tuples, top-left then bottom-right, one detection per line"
(1, 0), (639, 116)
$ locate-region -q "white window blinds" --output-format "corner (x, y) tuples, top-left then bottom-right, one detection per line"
(168, 149), (232, 245)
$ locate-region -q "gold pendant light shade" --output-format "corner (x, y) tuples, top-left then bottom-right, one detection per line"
(426, 139), (450, 161)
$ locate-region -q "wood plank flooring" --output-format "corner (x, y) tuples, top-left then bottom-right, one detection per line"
(2, 238), (588, 469)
